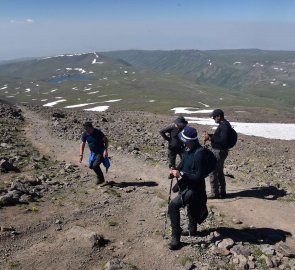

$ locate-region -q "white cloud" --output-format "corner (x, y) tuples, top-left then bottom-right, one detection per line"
(10, 18), (35, 24)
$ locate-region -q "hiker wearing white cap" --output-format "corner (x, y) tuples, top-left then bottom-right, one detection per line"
(167, 126), (209, 250)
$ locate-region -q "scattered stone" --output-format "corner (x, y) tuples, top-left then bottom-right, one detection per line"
(217, 238), (235, 250)
(231, 245), (251, 257)
(0, 226), (15, 232)
(277, 243), (295, 258)
(55, 219), (62, 224)
(232, 218), (243, 224)
(103, 258), (123, 270)
(65, 226), (108, 248)
(261, 244), (275, 255)
(259, 254), (274, 268)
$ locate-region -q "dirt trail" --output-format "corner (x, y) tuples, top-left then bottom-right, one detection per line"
(20, 108), (295, 268)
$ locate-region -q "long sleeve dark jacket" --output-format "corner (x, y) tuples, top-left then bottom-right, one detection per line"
(177, 144), (207, 197)
(159, 125), (183, 152)
(210, 120), (231, 150)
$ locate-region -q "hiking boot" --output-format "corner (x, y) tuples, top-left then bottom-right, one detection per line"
(168, 235), (181, 250)
(219, 193), (227, 199)
(207, 193), (219, 199)
(95, 178), (105, 185)
(181, 229), (199, 237)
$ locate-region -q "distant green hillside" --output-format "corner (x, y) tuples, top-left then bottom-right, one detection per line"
(102, 49), (295, 108)
(0, 51), (294, 116)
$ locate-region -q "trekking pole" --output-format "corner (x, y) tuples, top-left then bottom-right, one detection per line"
(176, 177), (191, 238)
(163, 176), (174, 238)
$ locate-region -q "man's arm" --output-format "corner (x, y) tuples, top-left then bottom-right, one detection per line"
(79, 141), (86, 162)
(159, 125), (173, 141)
(103, 136), (109, 157)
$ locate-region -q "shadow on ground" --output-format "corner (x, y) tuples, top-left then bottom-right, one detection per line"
(197, 227), (292, 245)
(106, 180), (158, 188)
(226, 186), (287, 200)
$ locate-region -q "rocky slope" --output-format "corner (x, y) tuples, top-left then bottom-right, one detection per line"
(0, 101), (295, 270)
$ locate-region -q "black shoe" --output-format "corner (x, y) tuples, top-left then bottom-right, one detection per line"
(168, 235), (181, 250)
(207, 193), (219, 199)
(96, 178), (105, 185)
(219, 193), (227, 199)
(181, 230), (199, 237)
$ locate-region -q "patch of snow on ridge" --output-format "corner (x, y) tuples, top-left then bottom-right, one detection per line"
(149, 100), (155, 103)
(87, 91), (100, 94)
(186, 117), (295, 140)
(84, 106), (109, 112)
(0, 85), (8, 90)
(43, 99), (67, 107)
(104, 99), (122, 103)
(92, 58), (104, 64)
(198, 102), (210, 108)
(64, 102), (97, 108)
(171, 107), (212, 114)
(66, 67), (87, 74)
(42, 53), (86, 59)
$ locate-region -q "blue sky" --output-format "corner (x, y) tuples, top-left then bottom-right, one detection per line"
(1, 0), (295, 60)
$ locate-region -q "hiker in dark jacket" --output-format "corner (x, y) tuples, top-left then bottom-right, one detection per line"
(168, 126), (208, 250)
(159, 116), (188, 174)
(203, 109), (231, 199)
(79, 122), (109, 185)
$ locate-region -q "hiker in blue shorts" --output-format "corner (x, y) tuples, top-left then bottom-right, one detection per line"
(79, 122), (109, 185)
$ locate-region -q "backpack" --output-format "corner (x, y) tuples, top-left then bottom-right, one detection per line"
(195, 147), (217, 178)
(227, 127), (238, 149)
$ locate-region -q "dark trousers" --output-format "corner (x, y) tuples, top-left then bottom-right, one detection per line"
(91, 154), (105, 184)
(209, 149), (228, 196)
(168, 189), (199, 236)
(168, 149), (182, 169)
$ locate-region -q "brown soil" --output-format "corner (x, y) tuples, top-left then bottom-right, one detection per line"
(0, 107), (294, 270)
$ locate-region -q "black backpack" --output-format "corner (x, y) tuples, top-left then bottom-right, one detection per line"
(195, 147), (217, 178)
(227, 127), (238, 149)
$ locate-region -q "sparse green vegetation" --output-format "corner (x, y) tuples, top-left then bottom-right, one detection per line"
(108, 220), (118, 226)
(208, 204), (215, 210)
(278, 194), (295, 202)
(159, 200), (168, 208)
(7, 260), (20, 268)
(106, 188), (121, 197)
(180, 256), (193, 267)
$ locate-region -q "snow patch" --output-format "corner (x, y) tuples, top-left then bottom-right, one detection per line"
(64, 102), (97, 108)
(43, 99), (67, 107)
(198, 102), (210, 108)
(186, 117), (295, 140)
(171, 107), (212, 114)
(84, 106), (109, 112)
(104, 99), (122, 103)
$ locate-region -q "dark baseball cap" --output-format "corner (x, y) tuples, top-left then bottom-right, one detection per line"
(210, 109), (224, 118)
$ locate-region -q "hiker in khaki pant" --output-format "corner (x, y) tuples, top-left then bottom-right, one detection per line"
(203, 109), (231, 199)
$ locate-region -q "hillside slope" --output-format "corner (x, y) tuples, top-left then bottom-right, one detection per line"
(1, 102), (295, 269)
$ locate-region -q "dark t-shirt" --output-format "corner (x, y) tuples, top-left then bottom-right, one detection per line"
(159, 124), (183, 152)
(211, 120), (231, 150)
(81, 128), (105, 154)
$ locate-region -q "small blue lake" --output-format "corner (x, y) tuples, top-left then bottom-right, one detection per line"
(48, 74), (89, 84)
